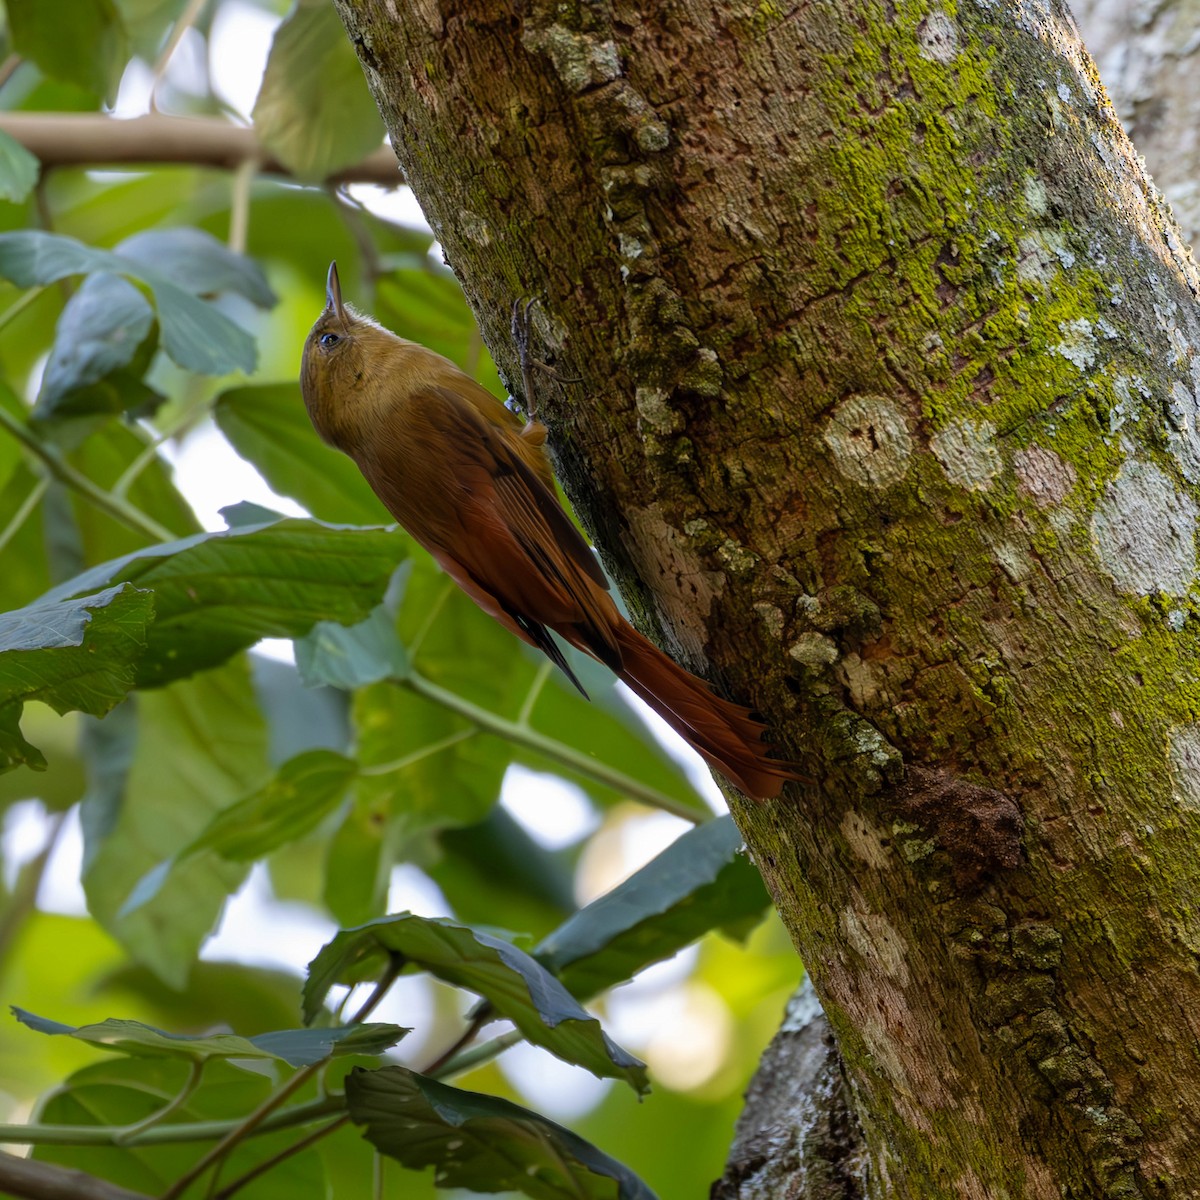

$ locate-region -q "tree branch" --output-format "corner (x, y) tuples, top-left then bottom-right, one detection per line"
(0, 1152), (152, 1200)
(0, 113), (403, 186)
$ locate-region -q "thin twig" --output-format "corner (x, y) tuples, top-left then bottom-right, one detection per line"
(148, 0), (208, 113)
(114, 1059), (205, 1145)
(212, 1115), (350, 1200)
(159, 1067), (320, 1200)
(428, 1028), (524, 1080)
(357, 727), (475, 776)
(0, 114), (401, 185)
(0, 477), (48, 557)
(228, 157), (258, 256)
(0, 1151), (152, 1200)
(418, 1007), (491, 1078)
(350, 958), (404, 1024)
(403, 670), (705, 823)
(0, 1095), (346, 1148)
(0, 55), (24, 93)
(517, 660), (554, 727)
(0, 406), (173, 542)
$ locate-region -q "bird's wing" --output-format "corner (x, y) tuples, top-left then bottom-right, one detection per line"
(393, 385), (621, 670)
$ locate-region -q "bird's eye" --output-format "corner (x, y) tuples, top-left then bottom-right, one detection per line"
(319, 331), (341, 349)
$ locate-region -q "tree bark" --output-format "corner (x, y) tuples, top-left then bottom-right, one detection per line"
(337, 0), (1200, 1194)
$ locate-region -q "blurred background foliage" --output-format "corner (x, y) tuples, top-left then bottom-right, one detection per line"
(0, 0), (803, 1196)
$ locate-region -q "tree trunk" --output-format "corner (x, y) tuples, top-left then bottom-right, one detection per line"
(336, 0), (1200, 1194)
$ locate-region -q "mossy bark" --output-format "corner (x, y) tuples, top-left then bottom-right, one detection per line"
(337, 0), (1200, 1194)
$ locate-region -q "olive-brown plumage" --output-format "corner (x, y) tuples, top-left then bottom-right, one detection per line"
(300, 263), (797, 799)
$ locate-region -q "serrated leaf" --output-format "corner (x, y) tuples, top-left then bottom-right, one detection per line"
(252, 0), (387, 181)
(116, 227), (276, 308)
(535, 815), (772, 999)
(0, 584), (153, 773)
(214, 382), (390, 524)
(37, 273), (155, 412)
(304, 913), (647, 1092)
(7, 0), (126, 100)
(0, 230), (257, 375)
(39, 516), (406, 688)
(14, 1007), (407, 1065)
(347, 1066), (657, 1200)
(0, 128), (39, 204)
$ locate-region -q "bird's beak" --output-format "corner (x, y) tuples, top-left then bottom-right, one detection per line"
(326, 261), (347, 326)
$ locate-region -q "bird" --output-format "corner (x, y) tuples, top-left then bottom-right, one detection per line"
(300, 262), (798, 799)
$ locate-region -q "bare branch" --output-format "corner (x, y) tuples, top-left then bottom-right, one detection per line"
(0, 113), (403, 186)
(0, 1152), (153, 1200)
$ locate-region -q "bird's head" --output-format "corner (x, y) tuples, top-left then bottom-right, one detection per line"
(300, 261), (397, 450)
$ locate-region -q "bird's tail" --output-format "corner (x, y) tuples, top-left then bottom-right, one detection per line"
(612, 620), (800, 800)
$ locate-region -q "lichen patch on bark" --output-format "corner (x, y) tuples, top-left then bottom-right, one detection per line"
(823, 394), (913, 489)
(929, 417), (1002, 491)
(1014, 445), (1076, 506)
(1090, 459), (1199, 596)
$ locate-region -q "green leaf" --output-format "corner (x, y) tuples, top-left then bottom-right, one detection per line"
(0, 230), (257, 375)
(7, 0), (126, 100)
(252, 0), (387, 181)
(33, 1057), (327, 1198)
(116, 227), (276, 308)
(296, 603), (408, 689)
(347, 1066), (658, 1199)
(122, 748), (359, 914)
(37, 273), (155, 413)
(14, 1008), (407, 1065)
(214, 382), (390, 524)
(183, 748), (358, 861)
(0, 128), (39, 204)
(41, 516), (406, 689)
(0, 584), (153, 773)
(82, 660), (269, 987)
(304, 913), (648, 1093)
(535, 816), (772, 999)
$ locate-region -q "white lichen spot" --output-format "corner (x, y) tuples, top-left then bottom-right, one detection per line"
(823, 394), (912, 489)
(1110, 373), (1150, 434)
(522, 26), (621, 93)
(841, 811), (892, 870)
(1056, 81), (1072, 103)
(1168, 608), (1188, 632)
(753, 602), (785, 639)
(916, 10), (958, 62)
(1017, 230), (1073, 281)
(618, 233), (644, 261)
(840, 903), (909, 983)
(1023, 176), (1048, 217)
(635, 387), (682, 434)
(1168, 724), (1200, 809)
(1091, 460), (1198, 596)
(788, 631), (839, 667)
(1054, 318), (1098, 369)
(1167, 359), (1200, 483)
(930, 417), (1002, 491)
(1014, 445), (1076, 507)
(839, 651), (883, 706)
(457, 211), (491, 247)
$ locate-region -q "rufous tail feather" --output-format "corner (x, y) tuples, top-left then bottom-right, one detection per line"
(612, 622), (799, 800)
